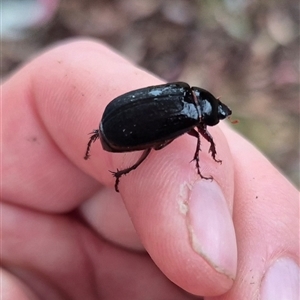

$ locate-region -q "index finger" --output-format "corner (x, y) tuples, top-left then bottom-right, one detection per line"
(2, 39), (158, 210)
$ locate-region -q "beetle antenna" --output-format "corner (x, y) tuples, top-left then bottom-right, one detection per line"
(228, 116), (239, 124)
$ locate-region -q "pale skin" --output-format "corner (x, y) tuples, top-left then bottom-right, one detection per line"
(2, 40), (299, 300)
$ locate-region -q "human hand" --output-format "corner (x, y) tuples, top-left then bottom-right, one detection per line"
(2, 40), (299, 300)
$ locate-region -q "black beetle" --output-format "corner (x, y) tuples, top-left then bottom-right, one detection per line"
(84, 82), (232, 192)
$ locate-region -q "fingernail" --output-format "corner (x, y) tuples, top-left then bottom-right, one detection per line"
(187, 180), (237, 279)
(261, 258), (300, 300)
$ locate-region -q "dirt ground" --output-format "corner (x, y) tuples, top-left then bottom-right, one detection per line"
(2, 0), (299, 187)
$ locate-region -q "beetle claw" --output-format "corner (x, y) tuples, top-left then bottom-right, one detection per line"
(109, 169), (119, 177)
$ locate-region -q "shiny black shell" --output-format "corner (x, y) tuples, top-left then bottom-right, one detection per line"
(84, 81), (232, 192)
(99, 82), (230, 152)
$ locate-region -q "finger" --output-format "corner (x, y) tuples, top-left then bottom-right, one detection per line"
(2, 203), (198, 299)
(2, 39), (166, 211)
(209, 126), (299, 300)
(2, 40), (145, 211)
(80, 127), (238, 296)
(118, 130), (237, 296)
(79, 187), (144, 250)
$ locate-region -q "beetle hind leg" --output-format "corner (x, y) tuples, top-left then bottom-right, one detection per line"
(188, 129), (213, 180)
(111, 148), (152, 192)
(84, 130), (100, 160)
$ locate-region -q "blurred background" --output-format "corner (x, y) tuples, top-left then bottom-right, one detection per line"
(2, 0), (299, 187)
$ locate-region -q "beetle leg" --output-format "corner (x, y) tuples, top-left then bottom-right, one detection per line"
(197, 125), (221, 164)
(188, 129), (212, 180)
(111, 148), (152, 192)
(84, 130), (100, 160)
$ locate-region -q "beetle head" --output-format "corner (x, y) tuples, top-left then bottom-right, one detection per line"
(193, 88), (232, 126)
(217, 99), (232, 120)
(202, 98), (232, 126)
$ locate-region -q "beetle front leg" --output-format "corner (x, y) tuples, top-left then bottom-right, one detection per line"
(111, 148), (152, 192)
(197, 125), (221, 164)
(188, 129), (212, 180)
